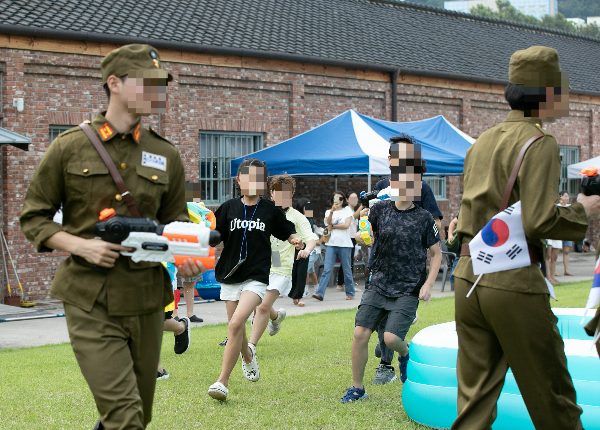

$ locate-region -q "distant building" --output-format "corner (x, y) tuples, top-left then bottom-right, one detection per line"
(444, 0), (498, 14)
(567, 17), (586, 27)
(445, 0), (557, 19)
(588, 16), (600, 26)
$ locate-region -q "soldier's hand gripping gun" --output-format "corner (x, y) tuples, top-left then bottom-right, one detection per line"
(580, 167), (600, 196)
(94, 208), (221, 269)
(358, 216), (373, 245)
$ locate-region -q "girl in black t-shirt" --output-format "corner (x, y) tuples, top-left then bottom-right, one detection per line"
(208, 159), (303, 402)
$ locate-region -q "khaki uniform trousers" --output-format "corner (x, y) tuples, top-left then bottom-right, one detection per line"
(451, 278), (583, 430)
(64, 286), (164, 430)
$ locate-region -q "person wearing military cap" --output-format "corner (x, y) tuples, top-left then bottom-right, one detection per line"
(20, 44), (204, 429)
(451, 46), (600, 430)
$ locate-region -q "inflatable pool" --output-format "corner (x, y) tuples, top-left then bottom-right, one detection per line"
(402, 308), (600, 429)
(194, 269), (221, 301)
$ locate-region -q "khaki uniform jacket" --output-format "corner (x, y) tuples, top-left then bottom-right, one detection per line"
(20, 112), (189, 315)
(454, 110), (588, 294)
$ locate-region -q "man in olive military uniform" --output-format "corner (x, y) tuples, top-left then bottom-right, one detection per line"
(451, 46), (600, 430)
(20, 45), (203, 429)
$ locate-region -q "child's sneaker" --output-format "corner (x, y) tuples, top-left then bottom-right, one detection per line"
(340, 386), (368, 403)
(372, 364), (397, 385)
(157, 369), (169, 380)
(241, 342), (260, 382)
(303, 288), (310, 298)
(267, 308), (286, 336)
(398, 344), (410, 383)
(208, 382), (228, 401)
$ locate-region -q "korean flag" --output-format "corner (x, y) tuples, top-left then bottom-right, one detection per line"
(469, 201), (530, 276)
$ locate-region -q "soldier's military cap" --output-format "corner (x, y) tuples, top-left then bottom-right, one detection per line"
(508, 46), (567, 88)
(101, 44), (173, 84)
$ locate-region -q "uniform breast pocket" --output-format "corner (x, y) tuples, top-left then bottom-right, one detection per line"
(66, 161), (110, 202)
(134, 166), (169, 215)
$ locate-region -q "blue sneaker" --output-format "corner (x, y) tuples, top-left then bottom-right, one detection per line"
(398, 344), (410, 383)
(340, 386), (368, 403)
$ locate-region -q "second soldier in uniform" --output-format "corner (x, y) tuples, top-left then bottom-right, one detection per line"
(451, 46), (600, 430)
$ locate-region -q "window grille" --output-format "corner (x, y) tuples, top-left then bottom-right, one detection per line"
(199, 132), (263, 205)
(423, 176), (447, 200)
(559, 146), (579, 197)
(49, 125), (72, 143)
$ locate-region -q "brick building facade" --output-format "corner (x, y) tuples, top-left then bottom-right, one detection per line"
(1, 1), (600, 300)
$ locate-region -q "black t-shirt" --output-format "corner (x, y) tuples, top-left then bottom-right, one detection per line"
(368, 178), (442, 269)
(368, 201), (440, 298)
(214, 198), (295, 285)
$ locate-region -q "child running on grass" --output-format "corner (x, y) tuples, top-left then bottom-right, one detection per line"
(340, 135), (441, 403)
(249, 174), (317, 347)
(208, 159), (303, 401)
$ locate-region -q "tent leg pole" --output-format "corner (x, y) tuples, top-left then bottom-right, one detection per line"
(368, 174), (371, 192)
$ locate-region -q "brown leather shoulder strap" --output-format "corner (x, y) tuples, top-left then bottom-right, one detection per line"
(79, 123), (141, 218)
(499, 132), (545, 211)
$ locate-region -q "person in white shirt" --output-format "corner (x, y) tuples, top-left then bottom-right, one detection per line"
(313, 191), (356, 301)
(336, 192), (368, 290)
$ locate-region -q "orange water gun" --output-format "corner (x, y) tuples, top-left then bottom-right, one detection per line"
(95, 208), (220, 269)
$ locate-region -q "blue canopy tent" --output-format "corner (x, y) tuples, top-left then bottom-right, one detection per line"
(230, 110), (474, 189)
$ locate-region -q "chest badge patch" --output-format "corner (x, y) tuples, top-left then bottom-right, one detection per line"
(141, 151), (167, 171)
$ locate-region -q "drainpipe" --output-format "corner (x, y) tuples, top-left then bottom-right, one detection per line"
(391, 68), (400, 122)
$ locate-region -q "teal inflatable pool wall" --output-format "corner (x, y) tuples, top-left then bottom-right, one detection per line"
(402, 308), (600, 429)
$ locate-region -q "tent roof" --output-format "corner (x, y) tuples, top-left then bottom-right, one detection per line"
(230, 110), (474, 177)
(0, 128), (31, 151)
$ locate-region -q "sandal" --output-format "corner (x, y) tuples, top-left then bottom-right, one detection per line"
(293, 299), (299, 305)
(298, 300), (305, 307)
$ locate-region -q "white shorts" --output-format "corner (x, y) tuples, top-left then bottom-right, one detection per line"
(547, 239), (562, 249)
(220, 279), (267, 302)
(267, 273), (292, 296)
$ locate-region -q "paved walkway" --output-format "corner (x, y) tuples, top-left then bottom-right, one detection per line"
(0, 251), (596, 349)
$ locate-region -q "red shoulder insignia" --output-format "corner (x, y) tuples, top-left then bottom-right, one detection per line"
(133, 123), (141, 143)
(98, 123), (114, 141)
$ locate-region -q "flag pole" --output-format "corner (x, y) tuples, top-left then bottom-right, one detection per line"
(466, 274), (483, 298)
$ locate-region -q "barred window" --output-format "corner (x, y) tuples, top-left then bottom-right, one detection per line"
(559, 146), (579, 197)
(423, 176), (447, 200)
(199, 132), (263, 205)
(49, 125), (72, 143)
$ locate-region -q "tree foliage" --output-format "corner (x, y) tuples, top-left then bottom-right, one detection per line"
(558, 0), (600, 20)
(470, 0), (600, 38)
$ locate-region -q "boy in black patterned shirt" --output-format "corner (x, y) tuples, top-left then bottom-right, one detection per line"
(340, 135), (441, 403)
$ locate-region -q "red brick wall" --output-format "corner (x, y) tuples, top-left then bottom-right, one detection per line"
(1, 45), (599, 300)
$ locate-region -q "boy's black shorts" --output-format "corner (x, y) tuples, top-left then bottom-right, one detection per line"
(164, 310), (173, 321)
(355, 289), (418, 340)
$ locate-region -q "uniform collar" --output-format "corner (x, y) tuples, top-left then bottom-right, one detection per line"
(92, 112), (142, 144)
(503, 110), (543, 127)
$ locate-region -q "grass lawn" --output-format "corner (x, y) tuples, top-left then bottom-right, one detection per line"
(0, 280), (593, 429)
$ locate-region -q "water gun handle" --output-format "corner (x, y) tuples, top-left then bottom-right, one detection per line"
(358, 216), (372, 245)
